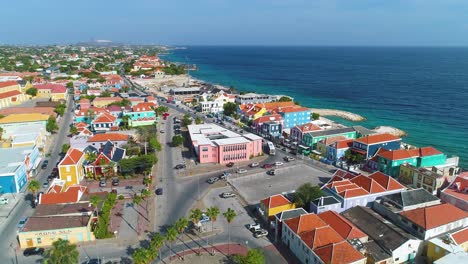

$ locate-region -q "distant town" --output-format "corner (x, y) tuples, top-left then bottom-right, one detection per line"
(0, 44), (466, 264)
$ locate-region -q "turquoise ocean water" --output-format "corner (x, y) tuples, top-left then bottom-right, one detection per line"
(162, 46), (468, 169)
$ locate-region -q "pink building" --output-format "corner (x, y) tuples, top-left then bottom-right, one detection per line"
(188, 124), (263, 164)
(440, 172), (468, 211)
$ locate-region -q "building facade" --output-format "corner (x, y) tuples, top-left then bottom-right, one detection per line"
(352, 133), (401, 159)
(302, 127), (357, 149)
(58, 148), (86, 188)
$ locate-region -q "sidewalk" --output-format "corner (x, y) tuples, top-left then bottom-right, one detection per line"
(167, 243), (248, 262)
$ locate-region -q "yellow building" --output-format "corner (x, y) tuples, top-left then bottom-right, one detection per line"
(58, 148), (86, 188)
(260, 194), (296, 222)
(92, 97), (123, 108)
(18, 210), (96, 248)
(0, 80), (28, 108)
(0, 113), (49, 136)
(450, 227), (468, 252)
(34, 83), (68, 101)
(426, 236), (466, 263)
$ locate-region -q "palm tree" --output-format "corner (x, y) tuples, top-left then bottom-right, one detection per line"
(206, 206), (220, 254)
(223, 208), (237, 255)
(132, 248), (151, 264)
(150, 233), (165, 260)
(165, 226), (178, 259)
(90, 195), (101, 217)
(42, 238), (79, 264)
(189, 208), (203, 229)
(28, 180), (40, 205)
(175, 217), (189, 238)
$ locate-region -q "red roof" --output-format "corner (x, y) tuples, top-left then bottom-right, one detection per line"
(322, 136), (347, 145)
(339, 188), (370, 198)
(276, 106), (310, 113)
(132, 102), (156, 112)
(284, 214), (327, 235)
(92, 112), (117, 123)
(451, 227), (468, 245)
(350, 175), (387, 194)
(335, 139), (353, 149)
(399, 203), (468, 230)
(34, 83), (67, 93)
(253, 114), (282, 124)
(419, 146), (443, 157)
(314, 241), (365, 264)
(87, 133), (129, 142)
(300, 226), (344, 249)
(378, 146), (443, 161)
(0, 90), (21, 99)
(59, 148), (84, 166)
(295, 122), (321, 133)
(354, 133), (401, 145)
(442, 174), (468, 201)
(368, 171), (405, 191)
(40, 186), (86, 204)
(0, 81), (18, 88)
(318, 211), (367, 240)
(261, 194), (292, 209)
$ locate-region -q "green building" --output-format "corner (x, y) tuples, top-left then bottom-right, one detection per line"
(302, 127), (357, 149)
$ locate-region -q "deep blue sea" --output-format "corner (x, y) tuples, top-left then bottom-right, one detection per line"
(162, 46), (468, 169)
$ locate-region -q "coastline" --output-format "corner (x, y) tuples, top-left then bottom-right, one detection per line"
(311, 108), (366, 122)
(373, 126), (407, 137)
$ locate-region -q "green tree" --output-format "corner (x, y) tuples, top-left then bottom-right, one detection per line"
(42, 238), (79, 264)
(28, 179), (40, 202)
(292, 183), (324, 208)
(54, 103), (66, 116)
(233, 249), (265, 264)
(69, 126), (78, 135)
(278, 96), (292, 102)
(100, 90), (112, 97)
(46, 116), (59, 133)
(0, 126), (3, 140)
(132, 247), (151, 264)
(189, 208), (203, 226)
(195, 116), (203, 124)
(175, 217), (189, 237)
(133, 195), (143, 207)
(61, 143), (70, 154)
(171, 135), (184, 147)
(206, 206), (220, 251)
(165, 226), (178, 258)
(66, 82), (74, 88)
(223, 208), (237, 255)
(90, 195), (102, 217)
(154, 106), (169, 116)
(311, 112), (320, 120)
(149, 137), (162, 152)
(150, 233), (165, 259)
(25, 87), (37, 96)
(223, 102), (237, 116)
(182, 113), (192, 127)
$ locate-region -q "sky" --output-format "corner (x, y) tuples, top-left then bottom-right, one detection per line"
(1, 0), (468, 46)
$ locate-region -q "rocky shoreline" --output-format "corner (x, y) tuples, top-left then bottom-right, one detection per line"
(311, 108), (366, 121)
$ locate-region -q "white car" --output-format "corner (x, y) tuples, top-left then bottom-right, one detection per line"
(254, 229), (268, 238)
(221, 192), (236, 198)
(250, 162), (259, 168)
(237, 169), (247, 174)
(248, 223), (260, 231)
(275, 162), (284, 166)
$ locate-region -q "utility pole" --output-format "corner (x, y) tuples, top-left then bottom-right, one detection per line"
(144, 142), (147, 155)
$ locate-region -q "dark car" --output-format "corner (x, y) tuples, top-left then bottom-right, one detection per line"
(262, 163), (274, 169)
(23, 247), (44, 256)
(156, 188), (163, 195)
(174, 164), (186, 169)
(41, 160), (49, 169)
(112, 178), (119, 186)
(226, 162), (234, 167)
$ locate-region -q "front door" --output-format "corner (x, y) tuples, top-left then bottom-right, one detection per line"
(26, 239), (33, 247)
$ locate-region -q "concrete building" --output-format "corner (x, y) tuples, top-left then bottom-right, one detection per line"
(0, 81), (28, 109)
(70, 133), (129, 151)
(440, 172), (468, 211)
(399, 164), (455, 195)
(169, 87), (200, 95)
(123, 102), (157, 127)
(0, 114), (49, 138)
(235, 93), (281, 105)
(273, 208), (308, 243)
(259, 194), (295, 222)
(0, 145), (41, 193)
(34, 83), (68, 101)
(290, 122), (321, 144)
(352, 133), (401, 159)
(302, 127), (357, 150)
(427, 235), (466, 263)
(188, 124), (263, 164)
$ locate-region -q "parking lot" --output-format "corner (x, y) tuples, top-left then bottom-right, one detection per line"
(229, 164), (332, 204)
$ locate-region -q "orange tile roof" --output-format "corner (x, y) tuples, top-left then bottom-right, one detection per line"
(378, 148), (420, 161)
(295, 122), (321, 133)
(40, 188), (83, 204)
(419, 146), (443, 157)
(59, 148), (84, 166)
(333, 169), (358, 179)
(92, 112), (116, 123)
(334, 183), (361, 193)
(262, 101), (295, 110)
(87, 133), (129, 142)
(276, 106), (310, 113)
(350, 175), (387, 194)
(300, 226), (344, 249)
(75, 122), (88, 128)
(0, 81), (19, 88)
(0, 90), (21, 99)
(132, 102), (156, 112)
(442, 174), (468, 201)
(93, 97), (122, 102)
(354, 133), (401, 145)
(451, 227), (468, 245)
(314, 241), (365, 264)
(318, 211), (367, 240)
(253, 114), (282, 124)
(322, 136), (347, 145)
(284, 214), (328, 234)
(0, 106), (55, 116)
(261, 194), (292, 209)
(399, 203), (468, 230)
(368, 172), (405, 191)
(335, 139), (353, 149)
(339, 188), (370, 198)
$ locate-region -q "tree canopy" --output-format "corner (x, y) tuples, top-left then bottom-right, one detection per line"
(46, 116), (59, 133)
(293, 183), (324, 208)
(42, 239), (79, 264)
(311, 112), (320, 120)
(233, 249), (265, 264)
(162, 64), (185, 75)
(171, 135), (184, 147)
(223, 102), (237, 116)
(278, 96), (292, 102)
(25, 87), (37, 96)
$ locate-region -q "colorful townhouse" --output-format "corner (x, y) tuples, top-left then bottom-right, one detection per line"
(315, 136), (347, 157)
(281, 213), (366, 264)
(34, 83), (68, 101)
(0, 145), (41, 193)
(92, 97), (123, 108)
(74, 106), (108, 124)
(58, 148), (86, 188)
(0, 80), (28, 108)
(107, 105), (131, 118)
(440, 172), (468, 211)
(84, 141), (125, 177)
(399, 164), (455, 195)
(312, 170), (405, 214)
(426, 234), (467, 263)
(251, 114), (283, 139)
(326, 138), (353, 164)
(342, 206), (423, 264)
(70, 132), (129, 151)
(91, 112), (119, 132)
(78, 98), (91, 109)
(259, 194), (295, 222)
(289, 122), (321, 143)
(370, 146), (447, 178)
(123, 102), (157, 127)
(352, 133), (401, 159)
(188, 123), (263, 164)
(302, 127), (357, 150)
(238, 101), (295, 120)
(273, 106), (311, 129)
(273, 208), (308, 243)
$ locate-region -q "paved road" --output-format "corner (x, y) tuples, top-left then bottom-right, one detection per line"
(0, 98), (74, 264)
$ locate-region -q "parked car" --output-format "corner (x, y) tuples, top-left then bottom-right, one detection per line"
(174, 164), (186, 169)
(254, 229), (268, 238)
(226, 162), (234, 167)
(99, 179), (107, 187)
(207, 177), (219, 184)
(267, 169), (276, 175)
(155, 188), (163, 195)
(248, 223), (261, 231)
(237, 169), (247, 174)
(262, 163), (274, 169)
(0, 197), (9, 205)
(23, 247), (44, 256)
(42, 182), (48, 188)
(41, 160), (48, 169)
(219, 172), (231, 180)
(221, 192), (236, 198)
(18, 217), (28, 229)
(283, 156), (295, 162)
(160, 130), (165, 133)
(275, 161), (284, 166)
(112, 178), (119, 186)
(200, 213), (210, 223)
(250, 162), (259, 168)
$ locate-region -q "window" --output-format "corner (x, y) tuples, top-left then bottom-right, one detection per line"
(67, 176), (72, 182)
(37, 238), (42, 244)
(66, 166), (70, 172)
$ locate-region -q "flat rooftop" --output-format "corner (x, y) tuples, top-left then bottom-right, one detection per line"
(20, 215), (91, 232)
(0, 146), (34, 175)
(188, 123), (260, 147)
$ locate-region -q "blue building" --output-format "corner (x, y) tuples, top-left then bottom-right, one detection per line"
(0, 145), (41, 193)
(260, 121), (283, 141)
(277, 107), (311, 129)
(352, 133), (402, 159)
(123, 102), (157, 127)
